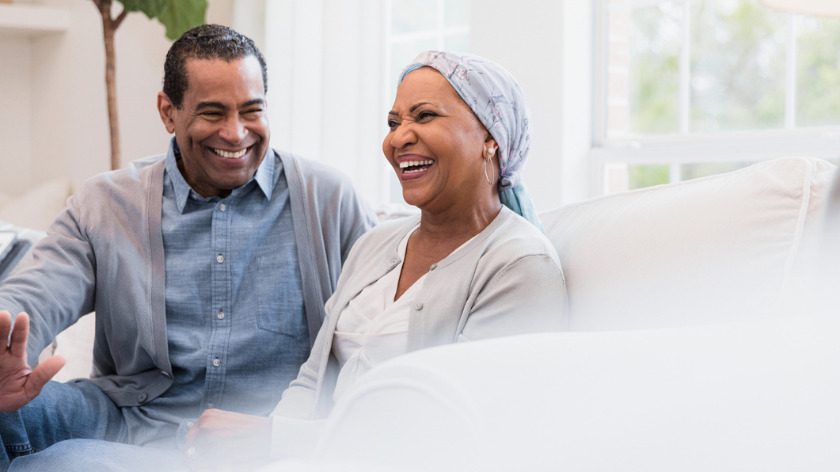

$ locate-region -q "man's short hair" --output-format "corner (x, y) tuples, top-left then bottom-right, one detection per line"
(163, 24), (268, 109)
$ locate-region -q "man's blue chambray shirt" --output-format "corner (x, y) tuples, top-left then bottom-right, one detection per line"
(121, 144), (311, 446)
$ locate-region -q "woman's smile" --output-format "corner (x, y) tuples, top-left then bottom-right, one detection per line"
(398, 157), (435, 180)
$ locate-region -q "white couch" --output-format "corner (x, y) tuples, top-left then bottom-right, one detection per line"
(291, 156), (839, 471)
(5, 157), (839, 470)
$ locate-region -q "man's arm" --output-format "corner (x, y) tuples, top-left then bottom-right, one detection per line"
(336, 180), (378, 264)
(0, 311), (65, 411)
(0, 192), (98, 363)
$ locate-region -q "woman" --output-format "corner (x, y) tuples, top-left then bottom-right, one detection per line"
(10, 51), (568, 471)
(187, 50), (568, 467)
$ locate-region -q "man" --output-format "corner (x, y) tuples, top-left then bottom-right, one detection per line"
(0, 24), (376, 469)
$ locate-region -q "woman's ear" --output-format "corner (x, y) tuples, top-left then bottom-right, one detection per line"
(484, 137), (498, 158)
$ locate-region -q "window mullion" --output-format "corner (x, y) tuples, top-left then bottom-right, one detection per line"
(679, 0), (691, 135)
(437, 0), (445, 49)
(785, 14), (797, 129)
(673, 0), (692, 183)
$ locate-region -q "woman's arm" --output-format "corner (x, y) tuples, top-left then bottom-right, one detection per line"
(460, 253), (568, 341)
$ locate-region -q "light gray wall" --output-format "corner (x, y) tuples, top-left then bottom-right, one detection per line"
(0, 0), (234, 194)
(2, 0), (594, 210)
(471, 0), (594, 208)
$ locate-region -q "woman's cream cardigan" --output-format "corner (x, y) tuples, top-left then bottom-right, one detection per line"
(270, 206), (568, 453)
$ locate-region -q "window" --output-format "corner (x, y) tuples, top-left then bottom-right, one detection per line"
(593, 0), (840, 193)
(384, 0), (471, 202)
(387, 0), (470, 99)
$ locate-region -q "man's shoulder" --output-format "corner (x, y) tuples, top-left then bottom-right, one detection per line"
(73, 154), (166, 204)
(274, 149), (351, 187)
(82, 154), (165, 187)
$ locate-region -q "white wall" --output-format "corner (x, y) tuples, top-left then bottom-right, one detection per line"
(0, 36), (33, 194)
(259, 0), (393, 208)
(258, 0), (595, 210)
(3, 0), (594, 211)
(471, 0), (594, 210)
(1, 0), (234, 194)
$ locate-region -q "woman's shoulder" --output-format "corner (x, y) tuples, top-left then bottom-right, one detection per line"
(350, 213), (420, 251)
(484, 207), (559, 261)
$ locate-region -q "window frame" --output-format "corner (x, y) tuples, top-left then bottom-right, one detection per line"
(382, 0), (472, 203)
(590, 0), (840, 194)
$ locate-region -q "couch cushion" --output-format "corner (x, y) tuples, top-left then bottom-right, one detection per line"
(540, 157), (836, 331)
(0, 177), (72, 232)
(316, 318), (840, 470)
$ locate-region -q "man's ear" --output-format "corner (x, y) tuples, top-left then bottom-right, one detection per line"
(157, 92), (177, 134)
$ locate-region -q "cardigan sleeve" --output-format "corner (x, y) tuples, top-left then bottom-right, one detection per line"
(0, 191), (97, 364)
(459, 253), (568, 341)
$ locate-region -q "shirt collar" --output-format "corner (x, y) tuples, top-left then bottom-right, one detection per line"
(164, 138), (275, 213)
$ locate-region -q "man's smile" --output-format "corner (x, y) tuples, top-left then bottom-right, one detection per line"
(212, 147), (249, 159)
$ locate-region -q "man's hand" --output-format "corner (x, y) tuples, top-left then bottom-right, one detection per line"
(0, 311), (65, 412)
(184, 409), (272, 470)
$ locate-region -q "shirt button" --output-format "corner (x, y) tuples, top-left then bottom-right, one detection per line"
(138, 392), (148, 402)
(219, 203), (226, 212)
(212, 358), (221, 367)
(216, 254), (224, 263)
(391, 258), (401, 265)
(217, 310), (225, 320)
(430, 263), (438, 270)
(415, 303), (423, 311)
(186, 421), (195, 429)
(207, 403), (215, 409)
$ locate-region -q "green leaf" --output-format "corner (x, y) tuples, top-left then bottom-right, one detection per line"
(117, 0), (169, 20)
(157, 0), (208, 41)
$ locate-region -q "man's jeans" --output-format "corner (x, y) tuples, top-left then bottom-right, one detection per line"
(0, 380), (127, 471)
(8, 439), (188, 472)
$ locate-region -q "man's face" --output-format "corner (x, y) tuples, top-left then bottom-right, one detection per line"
(157, 56), (270, 198)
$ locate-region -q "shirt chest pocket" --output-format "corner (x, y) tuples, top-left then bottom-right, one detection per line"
(255, 255), (308, 339)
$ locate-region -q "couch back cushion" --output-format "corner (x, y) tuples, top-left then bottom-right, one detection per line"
(0, 177), (73, 232)
(540, 157), (835, 331)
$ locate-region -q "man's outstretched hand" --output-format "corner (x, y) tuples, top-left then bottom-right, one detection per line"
(0, 311), (64, 412)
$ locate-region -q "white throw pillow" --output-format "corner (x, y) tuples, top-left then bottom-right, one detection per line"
(540, 157), (836, 330)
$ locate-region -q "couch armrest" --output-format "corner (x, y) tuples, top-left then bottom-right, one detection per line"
(316, 317), (840, 470)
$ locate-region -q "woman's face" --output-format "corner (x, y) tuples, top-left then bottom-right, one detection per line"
(383, 67), (495, 213)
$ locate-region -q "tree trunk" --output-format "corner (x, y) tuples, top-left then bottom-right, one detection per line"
(94, 0), (125, 170)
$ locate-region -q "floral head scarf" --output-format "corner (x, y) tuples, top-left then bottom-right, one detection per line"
(399, 51), (542, 229)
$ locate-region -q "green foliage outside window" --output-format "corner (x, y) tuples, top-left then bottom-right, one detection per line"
(615, 0), (840, 190)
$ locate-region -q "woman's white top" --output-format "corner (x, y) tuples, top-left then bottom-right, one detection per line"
(331, 225), (423, 402)
(270, 207), (569, 458)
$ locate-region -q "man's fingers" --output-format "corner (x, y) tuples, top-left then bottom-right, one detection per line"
(8, 313), (29, 358)
(24, 355), (65, 397)
(0, 311), (11, 346)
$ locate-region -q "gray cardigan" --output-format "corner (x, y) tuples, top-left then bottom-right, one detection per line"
(271, 206), (568, 423)
(0, 149), (375, 407)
